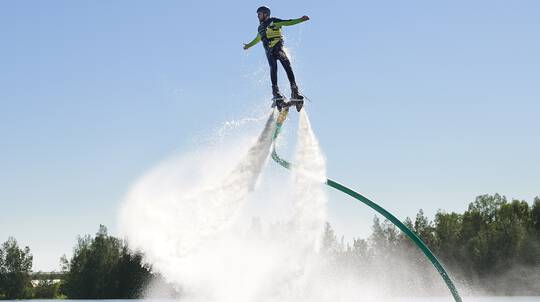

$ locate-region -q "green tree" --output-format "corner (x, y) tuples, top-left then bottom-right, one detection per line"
(0, 237), (33, 299)
(493, 200), (528, 269)
(113, 246), (152, 298)
(62, 225), (153, 299)
(460, 195), (504, 276)
(532, 197), (540, 233)
(370, 216), (400, 257)
(468, 194), (507, 223)
(33, 280), (61, 299)
(433, 211), (462, 266)
(414, 209), (435, 247)
(318, 194), (540, 295)
(321, 222), (339, 256)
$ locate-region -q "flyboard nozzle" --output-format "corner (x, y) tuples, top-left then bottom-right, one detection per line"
(273, 108), (289, 140)
(277, 108), (289, 125)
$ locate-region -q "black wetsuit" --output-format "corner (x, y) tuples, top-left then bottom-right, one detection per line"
(257, 18), (297, 87)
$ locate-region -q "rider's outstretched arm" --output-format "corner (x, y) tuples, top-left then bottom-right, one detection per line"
(273, 16), (308, 27)
(244, 33), (261, 49)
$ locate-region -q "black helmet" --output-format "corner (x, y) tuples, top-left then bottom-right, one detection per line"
(256, 6), (271, 16)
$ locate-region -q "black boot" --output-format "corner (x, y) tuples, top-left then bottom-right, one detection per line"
(290, 84), (304, 101)
(272, 85), (284, 100)
(290, 84), (304, 111)
(272, 85), (286, 111)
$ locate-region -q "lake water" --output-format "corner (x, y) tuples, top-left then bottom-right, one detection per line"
(16, 298), (540, 302)
(395, 297), (540, 302)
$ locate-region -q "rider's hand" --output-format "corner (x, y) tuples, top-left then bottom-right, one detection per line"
(301, 15), (310, 21)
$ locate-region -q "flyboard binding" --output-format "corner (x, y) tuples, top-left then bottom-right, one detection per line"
(271, 96), (304, 112)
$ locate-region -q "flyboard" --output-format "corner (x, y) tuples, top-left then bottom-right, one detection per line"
(271, 95), (304, 112)
(270, 107), (463, 302)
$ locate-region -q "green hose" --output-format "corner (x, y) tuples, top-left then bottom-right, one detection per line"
(270, 110), (462, 302)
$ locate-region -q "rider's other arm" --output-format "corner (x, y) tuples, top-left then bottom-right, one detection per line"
(243, 34), (261, 49)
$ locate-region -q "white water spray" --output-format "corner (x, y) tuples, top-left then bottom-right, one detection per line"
(119, 112), (275, 267)
(290, 110), (328, 250)
(118, 109), (337, 302)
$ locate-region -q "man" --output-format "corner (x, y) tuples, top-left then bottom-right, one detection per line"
(243, 6), (310, 110)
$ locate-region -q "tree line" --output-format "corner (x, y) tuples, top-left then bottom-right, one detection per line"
(320, 194), (540, 295)
(1, 194), (539, 299)
(0, 225), (177, 299)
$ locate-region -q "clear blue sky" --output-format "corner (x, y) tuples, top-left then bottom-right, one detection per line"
(1, 1), (539, 271)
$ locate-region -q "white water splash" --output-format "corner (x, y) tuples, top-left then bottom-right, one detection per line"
(214, 114), (269, 141)
(118, 110), (375, 302)
(119, 112), (275, 270)
(290, 110), (328, 250)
